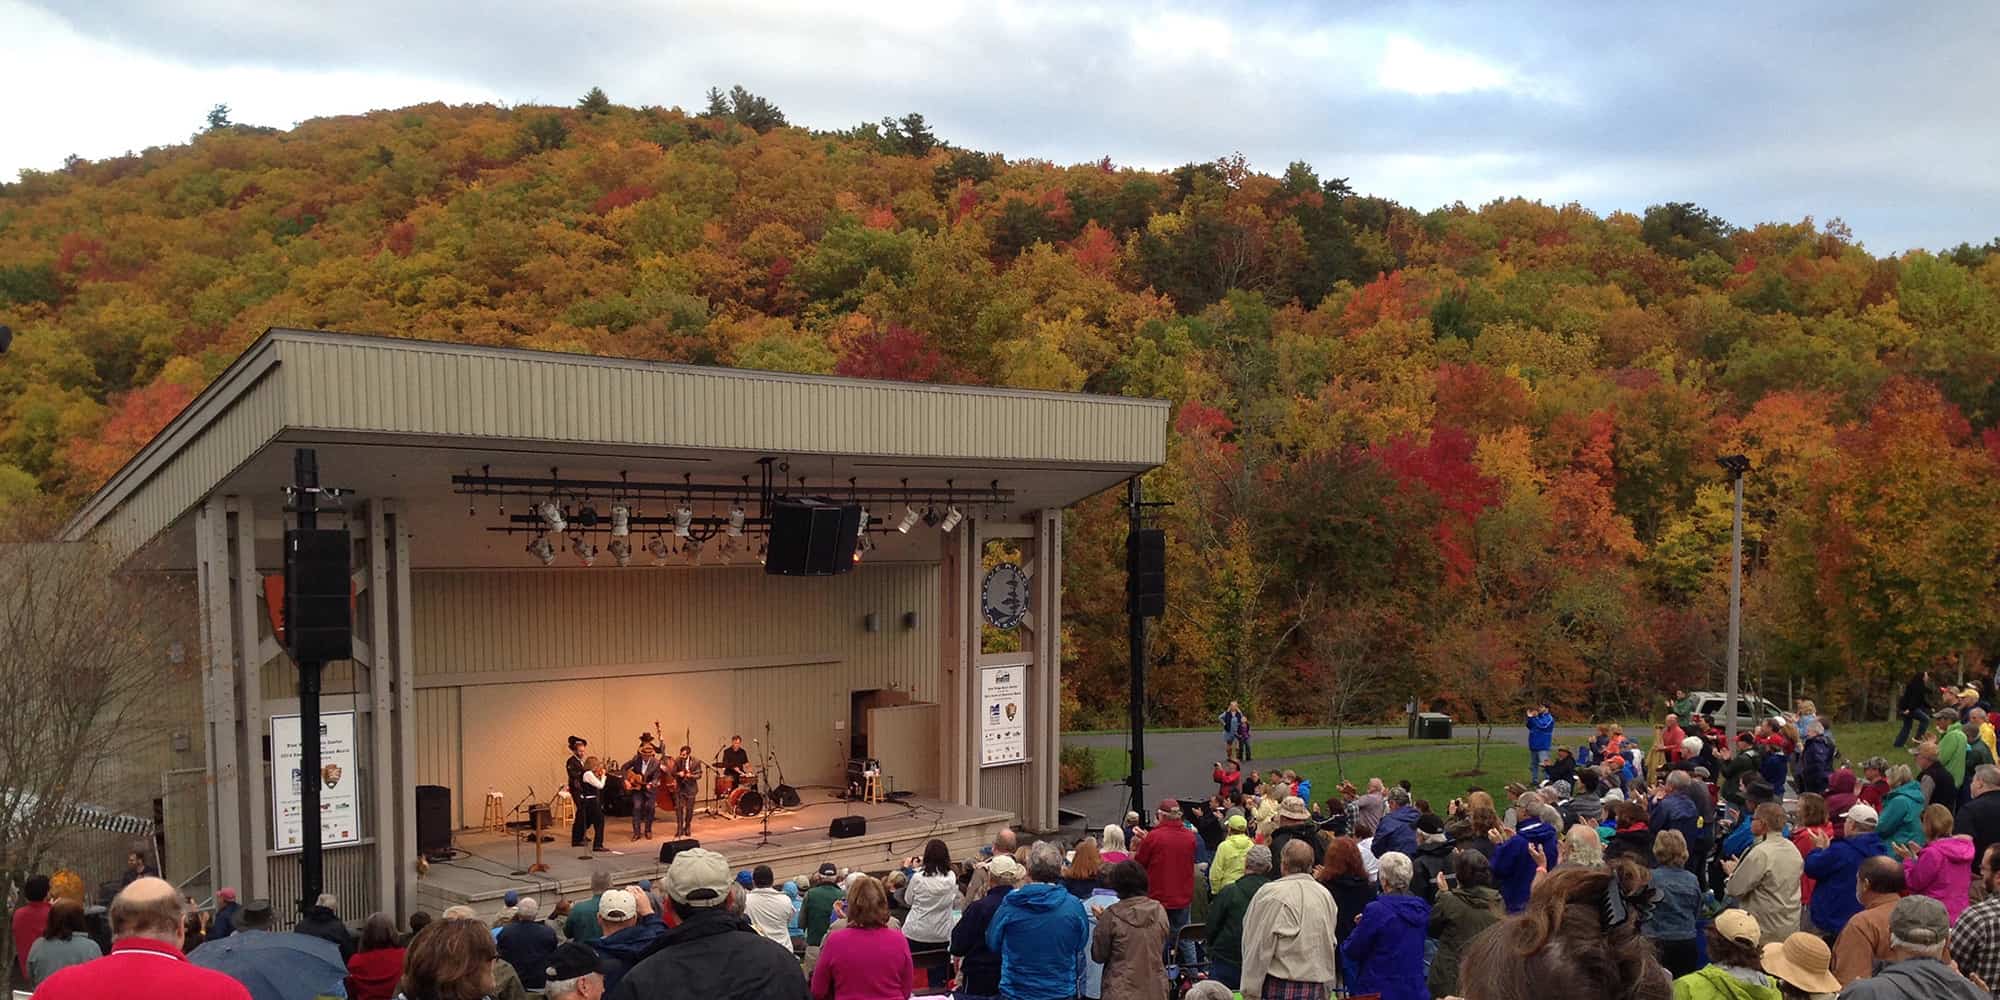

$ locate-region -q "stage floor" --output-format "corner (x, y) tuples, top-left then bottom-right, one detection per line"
(418, 792), (1012, 917)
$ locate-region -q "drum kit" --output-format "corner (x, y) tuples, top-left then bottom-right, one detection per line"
(706, 727), (799, 821)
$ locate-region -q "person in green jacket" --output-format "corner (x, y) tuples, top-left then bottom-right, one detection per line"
(1428, 849), (1503, 999)
(1876, 766), (1930, 849)
(563, 869), (612, 942)
(1208, 815), (1252, 893)
(1204, 843), (1271, 991)
(1672, 909), (1781, 1000)
(1935, 708), (1969, 787)
(801, 862), (845, 972)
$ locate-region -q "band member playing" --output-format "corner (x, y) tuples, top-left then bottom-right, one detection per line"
(671, 744), (700, 837)
(720, 735), (752, 785)
(578, 755), (609, 852)
(624, 738), (663, 841)
(565, 736), (591, 848)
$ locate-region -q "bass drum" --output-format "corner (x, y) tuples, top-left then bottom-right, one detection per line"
(728, 787), (764, 817)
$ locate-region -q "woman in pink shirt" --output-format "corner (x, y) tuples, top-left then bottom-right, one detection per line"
(1898, 804), (1976, 921)
(810, 876), (914, 1000)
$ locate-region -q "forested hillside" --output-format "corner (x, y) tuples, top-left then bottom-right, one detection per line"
(3, 90), (1998, 725)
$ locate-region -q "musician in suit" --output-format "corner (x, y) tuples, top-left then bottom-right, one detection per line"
(721, 736), (752, 785)
(578, 755), (609, 852)
(624, 738), (663, 841)
(565, 736), (591, 848)
(671, 744), (700, 837)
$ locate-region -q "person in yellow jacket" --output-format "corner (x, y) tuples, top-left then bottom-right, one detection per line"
(1969, 706), (1998, 763)
(1209, 814), (1253, 893)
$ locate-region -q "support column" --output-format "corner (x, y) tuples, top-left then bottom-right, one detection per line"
(364, 503), (396, 919)
(388, 500), (419, 920)
(1029, 508), (1063, 832)
(195, 500), (245, 900)
(229, 499), (272, 903)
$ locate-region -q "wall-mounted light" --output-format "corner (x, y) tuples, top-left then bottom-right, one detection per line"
(863, 613), (881, 633)
(901, 611), (918, 630)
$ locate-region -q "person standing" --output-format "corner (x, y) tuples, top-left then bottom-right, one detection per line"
(1833, 896), (1986, 1000)
(1830, 857), (1908, 985)
(1671, 909), (1779, 1000)
(1935, 708), (1970, 790)
(345, 913), (407, 1000)
(1206, 845), (1272, 990)
(1426, 850), (1503, 999)
(1647, 831), (1703, 979)
(497, 897), (558, 991)
(670, 745), (700, 840)
(801, 863), (845, 974)
(1088, 861), (1169, 1000)
(1209, 814), (1253, 894)
(1241, 840), (1338, 1000)
(950, 855), (1020, 1000)
(33, 878), (251, 1000)
(566, 870), (613, 943)
(1133, 799), (1197, 954)
(744, 867), (796, 950)
(809, 876), (913, 1000)
(11, 873), (52, 982)
(190, 898), (349, 1000)
(1799, 803), (1892, 941)
(1956, 765), (2000, 862)
(211, 887), (241, 940)
(1340, 852), (1429, 1000)
(605, 848), (811, 1000)
(1895, 671), (1933, 749)
(984, 843), (1089, 1000)
(1526, 702), (1556, 783)
(1220, 701), (1245, 762)
(1720, 802), (1802, 945)
(25, 899), (99, 988)
(623, 740), (663, 841)
(566, 736), (593, 848)
(1948, 844), (2000, 989)
(901, 840), (958, 988)
(1894, 805), (1973, 922)
(295, 892), (356, 960)
(1876, 766), (1927, 849)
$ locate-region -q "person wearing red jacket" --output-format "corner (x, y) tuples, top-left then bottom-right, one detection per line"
(1134, 797), (1199, 959)
(1212, 759), (1242, 798)
(33, 877), (250, 1000)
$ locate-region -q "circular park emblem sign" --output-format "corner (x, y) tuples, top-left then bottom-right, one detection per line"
(981, 563), (1030, 630)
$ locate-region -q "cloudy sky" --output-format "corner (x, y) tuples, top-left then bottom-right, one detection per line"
(4, 1), (1996, 253)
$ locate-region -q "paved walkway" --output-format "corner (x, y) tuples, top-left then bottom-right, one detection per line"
(1059, 724), (1598, 831)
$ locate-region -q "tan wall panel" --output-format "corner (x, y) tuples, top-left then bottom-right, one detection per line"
(609, 671), (733, 772)
(461, 680), (605, 816)
(732, 662), (858, 791)
(410, 565), (939, 686)
(868, 704), (940, 798)
(413, 687), (462, 825)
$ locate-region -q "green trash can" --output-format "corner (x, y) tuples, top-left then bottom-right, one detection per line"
(1415, 713), (1453, 739)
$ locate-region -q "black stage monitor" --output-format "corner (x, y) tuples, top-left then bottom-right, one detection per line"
(765, 498), (862, 576)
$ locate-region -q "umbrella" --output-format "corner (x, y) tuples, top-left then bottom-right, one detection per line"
(188, 929), (348, 1000)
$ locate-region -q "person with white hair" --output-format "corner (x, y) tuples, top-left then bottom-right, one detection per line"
(951, 854), (1023, 1000)
(984, 842), (1089, 1000)
(496, 895), (557, 991)
(1490, 793), (1560, 913)
(1242, 840), (1337, 1000)
(1799, 717), (1835, 795)
(540, 941), (606, 1000)
(1099, 823), (1129, 862)
(1339, 851), (1429, 1000)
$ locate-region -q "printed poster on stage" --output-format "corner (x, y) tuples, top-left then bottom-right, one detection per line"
(981, 664), (1028, 767)
(270, 711), (360, 853)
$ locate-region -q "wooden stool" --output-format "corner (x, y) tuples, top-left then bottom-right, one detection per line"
(483, 791), (507, 833)
(553, 790), (575, 827)
(863, 772), (884, 804)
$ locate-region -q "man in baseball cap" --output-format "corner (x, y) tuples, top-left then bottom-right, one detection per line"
(1834, 895), (1984, 999)
(1802, 802), (1890, 943)
(607, 848), (808, 1000)
(586, 888), (662, 994)
(542, 941), (606, 1000)
(1138, 796), (1199, 953)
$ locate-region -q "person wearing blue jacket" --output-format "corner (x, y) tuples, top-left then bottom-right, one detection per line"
(951, 856), (1021, 1000)
(1526, 704), (1555, 783)
(986, 842), (1090, 1000)
(1491, 799), (1560, 913)
(1340, 852), (1431, 1000)
(1799, 803), (1893, 937)
(1372, 788), (1423, 860)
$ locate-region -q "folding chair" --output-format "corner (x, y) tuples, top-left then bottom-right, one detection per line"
(1168, 921), (1209, 994)
(910, 944), (954, 997)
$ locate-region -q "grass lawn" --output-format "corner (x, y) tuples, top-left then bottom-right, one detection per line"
(1087, 745), (1153, 784)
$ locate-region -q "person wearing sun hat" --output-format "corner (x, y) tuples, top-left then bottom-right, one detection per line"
(1758, 931), (1840, 998)
(1269, 795), (1324, 870)
(1209, 813), (1253, 893)
(1672, 908), (1781, 1000)
(605, 847), (808, 1000)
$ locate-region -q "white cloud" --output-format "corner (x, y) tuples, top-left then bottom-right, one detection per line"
(1374, 34), (1514, 97)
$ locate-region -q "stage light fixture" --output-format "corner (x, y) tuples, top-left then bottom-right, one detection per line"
(923, 504), (941, 528)
(571, 534), (597, 567)
(525, 536), (555, 566)
(576, 505), (599, 528)
(674, 504), (693, 538)
(646, 535), (672, 564)
(756, 541), (768, 566)
(607, 538), (632, 567)
(896, 505), (920, 533)
(537, 501), (566, 534)
(727, 504), (745, 537)
(610, 504), (631, 536)
(684, 538), (703, 564)
(940, 505), (963, 533)
(856, 506), (870, 539)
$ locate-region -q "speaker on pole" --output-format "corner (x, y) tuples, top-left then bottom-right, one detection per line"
(285, 529), (354, 662)
(1126, 528), (1166, 619)
(765, 499), (862, 576)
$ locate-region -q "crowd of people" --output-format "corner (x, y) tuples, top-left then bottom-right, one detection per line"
(18, 677), (2000, 999)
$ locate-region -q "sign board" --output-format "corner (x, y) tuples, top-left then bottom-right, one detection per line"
(981, 563), (1031, 630)
(980, 665), (1028, 766)
(270, 711), (360, 853)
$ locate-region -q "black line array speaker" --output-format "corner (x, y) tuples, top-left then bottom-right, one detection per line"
(828, 816), (867, 839)
(284, 529), (353, 661)
(659, 838), (701, 864)
(1126, 528), (1166, 618)
(764, 498), (862, 576)
(415, 785), (452, 856)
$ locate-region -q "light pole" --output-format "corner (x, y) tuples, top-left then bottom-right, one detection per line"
(1717, 454), (1751, 745)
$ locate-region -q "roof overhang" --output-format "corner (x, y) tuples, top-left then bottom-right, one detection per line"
(63, 329), (1169, 568)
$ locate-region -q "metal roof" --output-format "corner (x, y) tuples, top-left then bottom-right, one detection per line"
(63, 329), (1169, 558)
